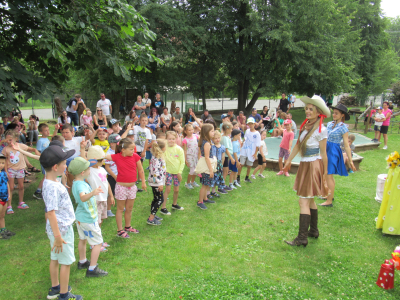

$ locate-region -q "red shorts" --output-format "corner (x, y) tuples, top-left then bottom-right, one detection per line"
(0, 201), (7, 206)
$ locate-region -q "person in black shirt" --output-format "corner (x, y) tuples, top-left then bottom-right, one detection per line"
(278, 93), (291, 113)
(151, 93), (165, 115)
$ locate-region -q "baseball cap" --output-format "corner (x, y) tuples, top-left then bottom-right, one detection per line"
(283, 119), (292, 125)
(68, 157), (97, 176)
(247, 117), (255, 124)
(127, 129), (134, 136)
(108, 134), (121, 144)
(252, 108), (257, 111)
(87, 145), (105, 160)
(221, 113), (228, 120)
(49, 140), (64, 148)
(109, 118), (120, 126)
(231, 129), (241, 137)
(146, 124), (156, 131)
(40, 145), (75, 169)
(376, 106), (382, 110)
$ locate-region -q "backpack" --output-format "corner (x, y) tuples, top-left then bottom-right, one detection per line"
(67, 97), (76, 108)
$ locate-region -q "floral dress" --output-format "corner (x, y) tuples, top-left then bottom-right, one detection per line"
(211, 144), (226, 187)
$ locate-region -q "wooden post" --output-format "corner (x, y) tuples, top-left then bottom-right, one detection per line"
(364, 101), (372, 134)
(354, 113), (357, 131)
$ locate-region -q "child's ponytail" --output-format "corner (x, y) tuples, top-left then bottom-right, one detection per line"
(115, 138), (134, 154)
(151, 139), (166, 159)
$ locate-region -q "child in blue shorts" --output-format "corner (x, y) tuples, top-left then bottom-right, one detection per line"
(40, 145), (81, 300)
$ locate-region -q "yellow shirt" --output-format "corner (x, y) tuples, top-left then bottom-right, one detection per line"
(93, 139), (110, 153)
(165, 145), (185, 174)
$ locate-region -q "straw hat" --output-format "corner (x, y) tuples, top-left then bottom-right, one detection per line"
(300, 95), (331, 117)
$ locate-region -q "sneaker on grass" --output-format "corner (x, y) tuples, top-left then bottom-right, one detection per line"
(234, 180), (241, 187)
(197, 202), (207, 210)
(224, 185), (233, 191)
(229, 183), (237, 190)
(86, 265), (108, 277)
(58, 292), (82, 300)
(160, 208), (171, 215)
(185, 183), (194, 189)
(210, 192), (220, 198)
(107, 210), (115, 217)
(250, 174), (256, 180)
(147, 218), (162, 225)
(204, 199), (215, 204)
(244, 178), (252, 183)
(192, 181), (200, 187)
(218, 188), (227, 194)
(33, 191), (42, 199)
(258, 174), (265, 178)
(77, 260), (91, 270)
(172, 204), (184, 210)
(47, 285), (72, 300)
(154, 215), (163, 221)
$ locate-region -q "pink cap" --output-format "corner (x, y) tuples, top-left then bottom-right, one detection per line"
(283, 119), (292, 125)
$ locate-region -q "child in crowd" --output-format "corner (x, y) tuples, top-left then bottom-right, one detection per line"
(157, 132), (166, 140)
(197, 124), (215, 210)
(183, 124), (200, 189)
(341, 134), (356, 173)
(69, 157), (108, 278)
(39, 145), (81, 300)
(240, 117), (261, 183)
(134, 115), (152, 161)
(220, 114), (231, 131)
(209, 130), (226, 198)
(147, 139), (167, 225)
(27, 114), (39, 146)
(0, 154), (14, 239)
(276, 119), (294, 177)
(82, 109), (93, 127)
(109, 119), (122, 135)
(90, 127), (110, 153)
(229, 129), (242, 187)
(105, 134), (120, 217)
(2, 130), (40, 213)
(86, 146), (114, 251)
(145, 124), (157, 169)
(161, 131), (185, 215)
(237, 111), (247, 132)
(252, 130), (268, 179)
(104, 138), (146, 238)
(170, 121), (183, 147)
(372, 107), (385, 142)
(34, 123), (59, 199)
(221, 123), (234, 190)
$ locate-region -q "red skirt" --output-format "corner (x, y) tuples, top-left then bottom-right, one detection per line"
(293, 159), (330, 198)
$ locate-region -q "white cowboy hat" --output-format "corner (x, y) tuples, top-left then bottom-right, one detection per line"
(300, 95), (331, 117)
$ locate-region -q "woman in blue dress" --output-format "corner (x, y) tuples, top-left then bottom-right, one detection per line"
(320, 103), (356, 207)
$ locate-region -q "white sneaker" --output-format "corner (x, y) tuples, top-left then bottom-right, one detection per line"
(234, 180), (241, 187)
(185, 183), (194, 189)
(192, 181), (200, 187)
(107, 210), (115, 217)
(383, 145), (388, 150)
(229, 183), (237, 189)
(250, 175), (256, 180)
(258, 174), (265, 178)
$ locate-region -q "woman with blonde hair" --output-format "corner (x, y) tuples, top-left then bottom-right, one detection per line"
(93, 107), (107, 130)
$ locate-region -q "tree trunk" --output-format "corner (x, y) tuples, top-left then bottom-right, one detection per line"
(201, 86), (206, 110)
(245, 82), (265, 112)
(111, 87), (125, 119)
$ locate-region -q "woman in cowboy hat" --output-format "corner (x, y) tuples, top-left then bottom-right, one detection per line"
(282, 95), (330, 247)
(319, 103), (356, 207)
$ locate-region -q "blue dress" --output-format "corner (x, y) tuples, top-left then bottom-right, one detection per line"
(326, 121), (348, 176)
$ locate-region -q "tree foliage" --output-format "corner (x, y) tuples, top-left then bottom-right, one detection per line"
(0, 0), (159, 114)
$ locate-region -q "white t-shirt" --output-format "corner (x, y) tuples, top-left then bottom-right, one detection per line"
(374, 112), (385, 127)
(58, 116), (71, 125)
(299, 126), (327, 162)
(86, 167), (109, 202)
(259, 140), (268, 156)
(43, 179), (75, 235)
(134, 126), (152, 152)
(240, 129), (261, 162)
(64, 137), (85, 159)
(97, 99), (112, 116)
(105, 148), (118, 175)
(161, 113), (171, 125)
(66, 99), (84, 113)
(144, 98), (152, 115)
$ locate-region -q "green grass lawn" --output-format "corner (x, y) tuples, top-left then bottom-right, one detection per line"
(1, 123), (400, 299)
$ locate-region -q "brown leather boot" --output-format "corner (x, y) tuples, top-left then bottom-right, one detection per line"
(308, 209), (319, 238)
(285, 214), (310, 247)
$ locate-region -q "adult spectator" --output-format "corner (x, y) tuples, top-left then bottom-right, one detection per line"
(378, 101), (392, 150)
(172, 107), (183, 124)
(200, 109), (213, 122)
(260, 106), (269, 128)
(227, 110), (236, 122)
(125, 110), (139, 125)
(133, 95), (147, 116)
(151, 92), (165, 115)
(237, 111), (247, 132)
(16, 111), (24, 124)
(184, 107), (195, 124)
(57, 110), (71, 129)
(143, 92), (152, 115)
(278, 93), (290, 113)
(96, 93), (112, 122)
(66, 94), (86, 126)
(290, 93), (297, 107)
(286, 113), (297, 136)
(250, 108), (264, 130)
(93, 107), (107, 130)
(2, 116), (9, 130)
(148, 108), (160, 129)
(27, 114), (39, 146)
(160, 107), (172, 133)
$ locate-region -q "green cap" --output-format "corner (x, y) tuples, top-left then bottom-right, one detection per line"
(68, 157), (97, 176)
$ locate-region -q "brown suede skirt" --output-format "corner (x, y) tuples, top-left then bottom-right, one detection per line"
(293, 159), (330, 198)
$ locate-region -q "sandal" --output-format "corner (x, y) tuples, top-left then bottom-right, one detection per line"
(17, 202), (29, 209)
(124, 226), (139, 234)
(28, 167), (40, 173)
(24, 170), (32, 176)
(102, 242), (110, 248)
(6, 206), (14, 214)
(117, 230), (130, 238)
(90, 245), (108, 252)
(24, 179), (32, 184)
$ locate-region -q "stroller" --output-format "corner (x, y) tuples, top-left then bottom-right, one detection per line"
(262, 112), (276, 132)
